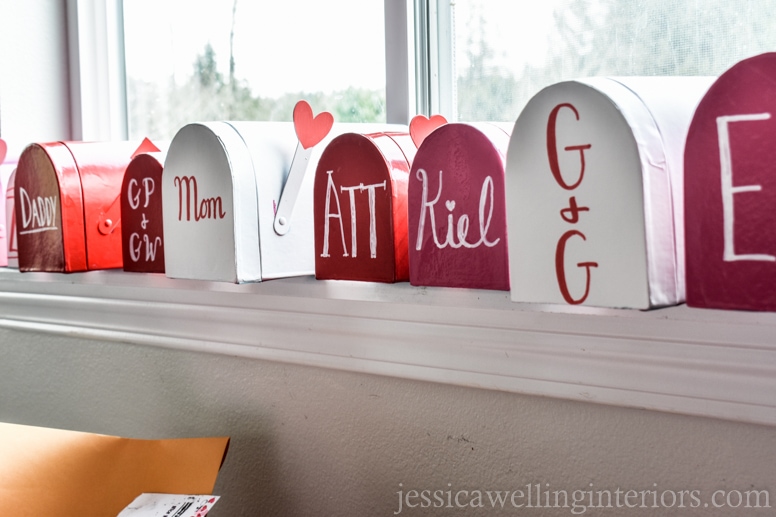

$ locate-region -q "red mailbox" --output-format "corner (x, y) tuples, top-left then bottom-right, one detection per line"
(408, 123), (510, 290)
(121, 152), (166, 273)
(314, 132), (416, 283)
(14, 140), (152, 272)
(685, 53), (776, 311)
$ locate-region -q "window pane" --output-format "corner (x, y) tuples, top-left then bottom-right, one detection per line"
(453, 0), (776, 122)
(124, 0), (385, 140)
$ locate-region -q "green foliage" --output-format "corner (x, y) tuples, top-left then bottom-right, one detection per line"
(328, 88), (386, 123)
(128, 45), (386, 141)
(194, 43), (222, 88)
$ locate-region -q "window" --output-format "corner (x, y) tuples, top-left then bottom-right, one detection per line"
(123, 0), (387, 141)
(450, 0), (776, 122)
(76, 0), (776, 140)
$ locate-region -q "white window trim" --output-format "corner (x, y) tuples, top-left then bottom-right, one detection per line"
(66, 0), (128, 141)
(384, 0), (415, 124)
(2, 269), (776, 427)
(412, 0), (454, 119)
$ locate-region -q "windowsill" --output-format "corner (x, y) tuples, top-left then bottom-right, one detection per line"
(1, 267), (775, 426)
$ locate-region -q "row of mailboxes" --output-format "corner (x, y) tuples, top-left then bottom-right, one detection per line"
(2, 53), (776, 311)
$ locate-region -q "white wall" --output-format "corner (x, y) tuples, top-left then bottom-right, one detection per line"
(1, 326), (774, 515)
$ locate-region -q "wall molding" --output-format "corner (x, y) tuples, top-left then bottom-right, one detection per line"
(1, 268), (775, 427)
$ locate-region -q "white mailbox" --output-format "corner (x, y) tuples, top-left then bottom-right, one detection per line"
(506, 77), (712, 309)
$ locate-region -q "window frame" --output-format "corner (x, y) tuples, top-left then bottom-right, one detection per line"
(75, 0), (433, 135)
(412, 0), (454, 120)
(66, 0), (128, 141)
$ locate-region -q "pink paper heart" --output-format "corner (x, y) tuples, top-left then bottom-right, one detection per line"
(410, 114), (447, 148)
(0, 139), (7, 164)
(294, 100), (334, 149)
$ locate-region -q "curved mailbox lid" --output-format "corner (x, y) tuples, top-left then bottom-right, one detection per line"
(236, 121), (407, 280)
(507, 77), (711, 309)
(66, 140), (139, 270)
(409, 122), (510, 291)
(225, 121), (306, 280)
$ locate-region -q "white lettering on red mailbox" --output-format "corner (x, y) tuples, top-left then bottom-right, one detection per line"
(127, 177), (155, 210)
(414, 168), (500, 251)
(320, 170), (386, 259)
(129, 232), (162, 262)
(716, 113), (776, 262)
(547, 102), (598, 305)
(126, 176), (163, 265)
(18, 187), (57, 235)
(127, 177), (162, 263)
(340, 181), (386, 258)
(174, 176), (226, 222)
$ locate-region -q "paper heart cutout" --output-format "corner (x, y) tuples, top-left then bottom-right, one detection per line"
(410, 114), (448, 148)
(294, 100), (334, 149)
(445, 200), (455, 211)
(0, 139), (7, 164)
(131, 137), (161, 159)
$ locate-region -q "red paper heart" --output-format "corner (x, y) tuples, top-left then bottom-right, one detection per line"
(294, 100), (334, 149)
(410, 114), (448, 148)
(0, 139), (7, 164)
(131, 137), (161, 159)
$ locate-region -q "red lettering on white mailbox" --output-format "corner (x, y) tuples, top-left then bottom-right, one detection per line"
(174, 176), (226, 221)
(547, 103), (598, 305)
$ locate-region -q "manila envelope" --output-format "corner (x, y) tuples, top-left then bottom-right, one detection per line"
(0, 422), (229, 517)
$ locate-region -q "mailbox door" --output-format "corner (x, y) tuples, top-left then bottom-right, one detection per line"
(163, 123), (251, 283)
(409, 123), (510, 291)
(121, 152), (166, 273)
(15, 143), (84, 272)
(314, 132), (411, 283)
